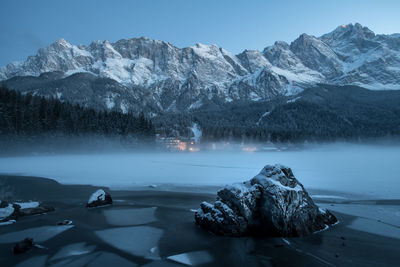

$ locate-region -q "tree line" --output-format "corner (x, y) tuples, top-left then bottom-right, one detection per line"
(0, 86), (155, 146)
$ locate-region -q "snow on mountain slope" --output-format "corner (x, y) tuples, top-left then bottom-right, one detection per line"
(1, 23), (399, 113)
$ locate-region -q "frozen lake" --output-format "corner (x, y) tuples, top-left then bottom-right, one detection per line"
(0, 144), (399, 199)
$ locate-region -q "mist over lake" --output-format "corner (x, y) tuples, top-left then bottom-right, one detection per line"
(1, 143), (399, 199)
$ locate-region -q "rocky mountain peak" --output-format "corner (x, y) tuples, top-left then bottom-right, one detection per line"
(321, 23), (376, 46)
(1, 24), (399, 114)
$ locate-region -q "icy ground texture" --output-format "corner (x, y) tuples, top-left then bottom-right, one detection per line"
(50, 242), (96, 261)
(15, 251), (135, 267)
(167, 250), (213, 266)
(103, 207), (157, 226)
(0, 225), (74, 243)
(318, 203), (400, 239)
(95, 226), (163, 259)
(195, 164), (337, 236)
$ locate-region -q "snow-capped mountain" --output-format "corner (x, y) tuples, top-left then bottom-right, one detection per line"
(1, 23), (399, 113)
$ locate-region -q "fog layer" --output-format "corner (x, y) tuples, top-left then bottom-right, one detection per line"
(0, 144), (399, 199)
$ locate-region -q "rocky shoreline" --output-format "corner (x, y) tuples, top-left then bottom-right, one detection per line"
(0, 174), (399, 266)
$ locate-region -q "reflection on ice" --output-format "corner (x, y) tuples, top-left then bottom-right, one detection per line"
(0, 225), (73, 243)
(103, 207), (157, 226)
(167, 250), (214, 266)
(50, 242), (96, 261)
(95, 226), (163, 258)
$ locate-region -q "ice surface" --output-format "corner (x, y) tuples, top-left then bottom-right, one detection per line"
(142, 261), (182, 267)
(15, 255), (47, 267)
(347, 218), (400, 239)
(50, 253), (99, 267)
(311, 195), (348, 200)
(87, 252), (136, 267)
(0, 144), (399, 198)
(95, 226), (163, 258)
(50, 242), (96, 261)
(103, 207), (157, 226)
(167, 250), (213, 266)
(0, 225), (73, 243)
(318, 203), (400, 227)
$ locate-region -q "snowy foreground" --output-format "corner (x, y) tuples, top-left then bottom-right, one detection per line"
(0, 144), (399, 199)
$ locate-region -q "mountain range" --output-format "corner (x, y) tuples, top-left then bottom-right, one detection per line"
(1, 23), (400, 115)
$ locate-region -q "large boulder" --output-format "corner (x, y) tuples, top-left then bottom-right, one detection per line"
(86, 189), (112, 208)
(195, 164), (337, 237)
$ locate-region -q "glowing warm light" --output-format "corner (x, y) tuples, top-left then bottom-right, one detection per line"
(188, 147), (200, 152)
(178, 142), (187, 151)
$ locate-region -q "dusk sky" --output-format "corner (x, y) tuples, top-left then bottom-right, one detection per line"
(1, 0), (399, 65)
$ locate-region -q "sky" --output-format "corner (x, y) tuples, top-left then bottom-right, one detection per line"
(1, 0), (399, 66)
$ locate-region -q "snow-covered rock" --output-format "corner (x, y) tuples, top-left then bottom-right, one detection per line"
(0, 201), (15, 221)
(87, 189), (112, 208)
(195, 164), (337, 237)
(0, 200), (54, 224)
